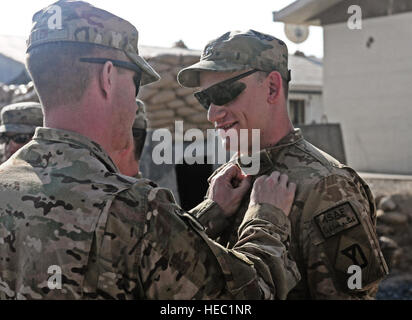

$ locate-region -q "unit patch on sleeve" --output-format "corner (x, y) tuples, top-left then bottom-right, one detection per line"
(335, 235), (371, 275)
(314, 202), (360, 239)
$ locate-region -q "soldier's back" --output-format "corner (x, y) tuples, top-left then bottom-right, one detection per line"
(2, 127), (299, 300)
(0, 128), (154, 299)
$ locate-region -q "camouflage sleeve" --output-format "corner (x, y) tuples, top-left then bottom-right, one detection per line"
(188, 163), (235, 239)
(189, 199), (230, 240)
(139, 187), (300, 299)
(299, 174), (388, 299)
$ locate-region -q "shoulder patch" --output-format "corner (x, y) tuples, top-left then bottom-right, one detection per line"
(335, 236), (370, 272)
(314, 202), (360, 239)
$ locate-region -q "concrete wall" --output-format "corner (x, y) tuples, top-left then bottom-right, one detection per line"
(323, 12), (412, 174)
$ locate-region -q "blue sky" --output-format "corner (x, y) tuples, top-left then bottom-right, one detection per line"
(0, 0), (323, 57)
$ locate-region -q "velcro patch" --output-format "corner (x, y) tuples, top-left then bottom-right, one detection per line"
(314, 202), (360, 239)
(336, 237), (370, 270)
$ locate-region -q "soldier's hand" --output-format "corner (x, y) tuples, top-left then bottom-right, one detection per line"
(208, 164), (252, 217)
(249, 171), (296, 216)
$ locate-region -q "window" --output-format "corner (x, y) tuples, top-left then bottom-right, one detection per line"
(289, 99), (305, 125)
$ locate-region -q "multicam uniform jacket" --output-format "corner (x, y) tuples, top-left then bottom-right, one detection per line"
(192, 129), (388, 299)
(0, 127), (300, 299)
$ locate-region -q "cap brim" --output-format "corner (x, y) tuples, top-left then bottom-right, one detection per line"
(177, 60), (248, 88)
(126, 51), (161, 86)
(0, 124), (37, 134)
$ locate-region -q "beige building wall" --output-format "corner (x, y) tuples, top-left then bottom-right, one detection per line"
(323, 11), (412, 174)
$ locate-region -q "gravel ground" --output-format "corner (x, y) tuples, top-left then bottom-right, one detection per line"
(377, 277), (412, 300)
(359, 179), (412, 301)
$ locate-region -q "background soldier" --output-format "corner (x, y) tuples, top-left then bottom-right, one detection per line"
(113, 99), (147, 178)
(0, 2), (300, 299)
(178, 29), (388, 299)
(0, 102), (43, 163)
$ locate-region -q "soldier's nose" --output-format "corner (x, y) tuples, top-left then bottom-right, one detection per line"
(207, 104), (227, 123)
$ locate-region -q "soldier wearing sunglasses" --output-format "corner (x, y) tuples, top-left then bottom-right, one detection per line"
(178, 30), (388, 300)
(0, 1), (300, 300)
(0, 102), (43, 162)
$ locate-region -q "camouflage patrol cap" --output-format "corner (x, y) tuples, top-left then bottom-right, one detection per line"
(178, 29), (290, 88)
(26, 0), (160, 86)
(0, 102), (43, 134)
(133, 99), (147, 130)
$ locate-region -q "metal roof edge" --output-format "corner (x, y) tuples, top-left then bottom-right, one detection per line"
(273, 0), (343, 25)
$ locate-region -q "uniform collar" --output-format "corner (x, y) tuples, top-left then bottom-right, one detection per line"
(33, 127), (118, 173)
(236, 129), (303, 176)
(134, 172), (143, 179)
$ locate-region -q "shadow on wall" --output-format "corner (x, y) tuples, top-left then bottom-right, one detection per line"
(175, 157), (213, 211)
(298, 123), (346, 164)
(139, 132), (220, 209)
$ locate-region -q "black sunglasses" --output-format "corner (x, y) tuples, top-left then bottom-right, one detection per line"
(79, 58), (142, 97)
(0, 133), (33, 145)
(194, 69), (259, 110)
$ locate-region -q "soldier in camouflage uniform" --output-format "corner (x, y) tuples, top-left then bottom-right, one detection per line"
(0, 102), (43, 163)
(113, 99), (147, 178)
(178, 30), (388, 299)
(0, 2), (300, 299)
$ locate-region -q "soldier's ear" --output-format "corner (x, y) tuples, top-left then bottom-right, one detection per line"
(266, 71), (282, 104)
(99, 61), (115, 99)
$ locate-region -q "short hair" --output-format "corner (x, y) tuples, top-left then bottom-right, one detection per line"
(257, 71), (289, 100)
(26, 42), (125, 110)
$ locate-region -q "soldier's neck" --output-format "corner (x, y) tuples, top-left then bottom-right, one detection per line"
(44, 105), (118, 160)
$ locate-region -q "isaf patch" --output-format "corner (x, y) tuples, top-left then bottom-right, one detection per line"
(312, 202), (388, 290)
(314, 202), (360, 239)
